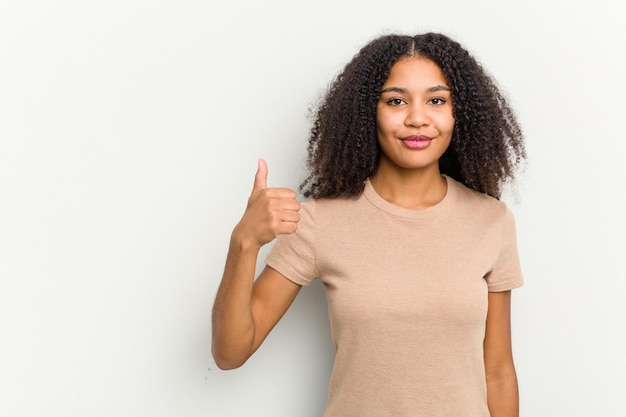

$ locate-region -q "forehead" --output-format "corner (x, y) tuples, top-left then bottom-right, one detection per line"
(383, 57), (448, 87)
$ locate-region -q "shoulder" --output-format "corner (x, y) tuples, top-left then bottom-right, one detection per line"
(447, 176), (511, 222)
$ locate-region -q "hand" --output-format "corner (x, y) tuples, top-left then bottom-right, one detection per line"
(233, 159), (301, 249)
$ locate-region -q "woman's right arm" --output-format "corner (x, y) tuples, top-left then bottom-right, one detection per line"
(211, 159), (302, 370)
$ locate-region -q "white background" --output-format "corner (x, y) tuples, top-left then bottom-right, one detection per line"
(1, 1), (625, 416)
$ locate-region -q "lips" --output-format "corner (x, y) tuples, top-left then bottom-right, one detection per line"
(402, 135), (432, 149)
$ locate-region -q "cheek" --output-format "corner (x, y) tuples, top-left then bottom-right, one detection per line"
(376, 112), (399, 137)
(375, 117), (387, 136)
(445, 119), (455, 135)
(436, 113), (455, 135)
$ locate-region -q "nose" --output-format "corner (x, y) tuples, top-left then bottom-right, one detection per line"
(405, 103), (430, 127)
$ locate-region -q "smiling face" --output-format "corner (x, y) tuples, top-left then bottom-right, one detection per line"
(375, 57), (455, 177)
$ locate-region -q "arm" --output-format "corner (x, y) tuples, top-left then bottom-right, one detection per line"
(484, 290), (519, 417)
(211, 159), (301, 370)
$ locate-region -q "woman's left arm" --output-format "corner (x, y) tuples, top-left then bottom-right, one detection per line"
(484, 290), (519, 417)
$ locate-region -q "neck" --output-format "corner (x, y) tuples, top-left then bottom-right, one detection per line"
(369, 165), (447, 210)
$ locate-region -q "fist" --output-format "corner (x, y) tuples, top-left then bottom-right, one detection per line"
(235, 159), (301, 248)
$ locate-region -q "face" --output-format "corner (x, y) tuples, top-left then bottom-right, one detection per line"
(376, 57), (454, 176)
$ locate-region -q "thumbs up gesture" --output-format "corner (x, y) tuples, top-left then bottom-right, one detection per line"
(233, 159), (301, 249)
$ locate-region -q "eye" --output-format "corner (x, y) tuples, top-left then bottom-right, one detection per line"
(428, 97), (447, 105)
(387, 98), (406, 106)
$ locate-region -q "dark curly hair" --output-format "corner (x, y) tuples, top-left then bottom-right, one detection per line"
(300, 32), (526, 200)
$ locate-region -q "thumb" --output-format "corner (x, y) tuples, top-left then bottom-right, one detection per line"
(253, 158), (268, 192)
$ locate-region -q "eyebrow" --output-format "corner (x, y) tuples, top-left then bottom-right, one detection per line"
(380, 85), (451, 94)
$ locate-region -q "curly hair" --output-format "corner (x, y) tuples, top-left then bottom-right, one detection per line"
(300, 32), (526, 200)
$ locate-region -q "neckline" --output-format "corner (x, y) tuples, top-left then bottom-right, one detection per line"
(363, 175), (454, 219)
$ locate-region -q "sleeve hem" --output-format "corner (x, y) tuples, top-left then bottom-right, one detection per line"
(487, 278), (524, 292)
(265, 258), (315, 287)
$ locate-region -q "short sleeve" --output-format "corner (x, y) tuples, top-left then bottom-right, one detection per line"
(485, 206), (524, 292)
(264, 200), (318, 286)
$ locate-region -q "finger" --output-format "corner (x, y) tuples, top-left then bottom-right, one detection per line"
(280, 200), (301, 212)
(263, 187), (298, 199)
(276, 220), (298, 235)
(253, 158), (268, 192)
(279, 210), (301, 223)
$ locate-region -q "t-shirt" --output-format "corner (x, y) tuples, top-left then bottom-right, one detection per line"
(265, 175), (523, 417)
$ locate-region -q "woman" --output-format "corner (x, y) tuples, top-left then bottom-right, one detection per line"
(212, 32), (526, 417)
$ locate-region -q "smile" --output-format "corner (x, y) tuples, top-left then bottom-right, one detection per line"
(401, 135), (432, 149)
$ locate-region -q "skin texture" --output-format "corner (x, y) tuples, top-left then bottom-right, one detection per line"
(371, 57), (454, 209)
(212, 33), (522, 416)
(484, 291), (519, 417)
(211, 160), (301, 369)
(376, 58), (454, 173)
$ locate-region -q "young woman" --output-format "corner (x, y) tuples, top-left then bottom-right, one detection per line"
(212, 32), (526, 417)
